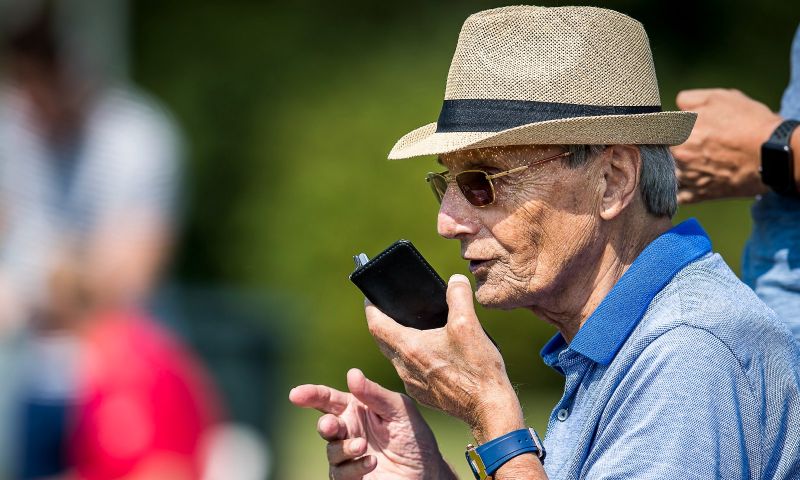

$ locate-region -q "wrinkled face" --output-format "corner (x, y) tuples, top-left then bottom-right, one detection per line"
(437, 145), (604, 310)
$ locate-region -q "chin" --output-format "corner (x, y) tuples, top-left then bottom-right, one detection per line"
(474, 282), (524, 310)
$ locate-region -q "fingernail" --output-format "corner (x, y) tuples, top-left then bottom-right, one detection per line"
(449, 274), (470, 285)
(362, 456), (376, 468)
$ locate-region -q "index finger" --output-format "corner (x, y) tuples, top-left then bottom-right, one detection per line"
(671, 144), (698, 164)
(289, 384), (351, 415)
(675, 88), (714, 110)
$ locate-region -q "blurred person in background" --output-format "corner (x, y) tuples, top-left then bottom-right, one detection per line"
(33, 255), (221, 480)
(0, 1), (221, 478)
(672, 23), (800, 340)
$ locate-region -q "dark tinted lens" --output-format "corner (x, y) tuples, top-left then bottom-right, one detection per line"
(456, 171), (494, 206)
(426, 173), (448, 203)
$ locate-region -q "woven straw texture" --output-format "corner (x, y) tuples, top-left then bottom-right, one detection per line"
(389, 6), (696, 159)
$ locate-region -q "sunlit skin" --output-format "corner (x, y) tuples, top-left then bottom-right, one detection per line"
(671, 88), (800, 203)
(438, 145), (670, 340)
(290, 144), (673, 479)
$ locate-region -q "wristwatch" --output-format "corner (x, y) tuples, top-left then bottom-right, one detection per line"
(761, 119), (800, 196)
(465, 427), (545, 480)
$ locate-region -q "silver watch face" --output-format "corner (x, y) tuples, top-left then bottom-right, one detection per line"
(465, 446), (487, 479)
(529, 428), (547, 461)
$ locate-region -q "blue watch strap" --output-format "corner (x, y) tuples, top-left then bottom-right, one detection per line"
(466, 428), (545, 478)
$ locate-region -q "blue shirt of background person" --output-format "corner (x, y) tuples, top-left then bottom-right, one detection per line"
(743, 25), (800, 340)
(673, 24), (800, 342)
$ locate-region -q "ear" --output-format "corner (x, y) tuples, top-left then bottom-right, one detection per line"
(598, 145), (641, 220)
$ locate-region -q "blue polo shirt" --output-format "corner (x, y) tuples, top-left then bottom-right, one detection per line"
(539, 219), (800, 479)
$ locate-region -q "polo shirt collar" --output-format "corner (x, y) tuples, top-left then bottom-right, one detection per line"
(540, 218), (712, 368)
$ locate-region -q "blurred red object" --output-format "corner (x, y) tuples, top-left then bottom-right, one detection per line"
(68, 310), (220, 480)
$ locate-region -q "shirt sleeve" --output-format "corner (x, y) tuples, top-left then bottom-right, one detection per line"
(779, 24), (800, 119)
(91, 90), (184, 226)
(580, 325), (756, 479)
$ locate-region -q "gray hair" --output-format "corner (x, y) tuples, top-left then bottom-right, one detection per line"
(563, 144), (677, 218)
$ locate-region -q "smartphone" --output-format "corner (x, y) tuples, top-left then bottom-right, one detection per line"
(349, 240), (448, 330)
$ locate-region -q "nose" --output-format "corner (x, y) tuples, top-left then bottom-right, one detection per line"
(437, 188), (480, 239)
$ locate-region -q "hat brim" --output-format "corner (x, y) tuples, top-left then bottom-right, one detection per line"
(388, 111), (696, 160)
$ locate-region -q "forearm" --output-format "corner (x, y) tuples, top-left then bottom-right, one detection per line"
(469, 393), (548, 480)
(85, 219), (171, 307)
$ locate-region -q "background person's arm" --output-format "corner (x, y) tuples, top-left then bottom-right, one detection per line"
(82, 215), (173, 309)
(671, 88), (800, 203)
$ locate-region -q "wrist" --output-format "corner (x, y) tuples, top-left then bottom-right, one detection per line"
(466, 427), (547, 480)
(791, 126), (800, 189)
(470, 392), (525, 444)
(493, 453), (547, 480)
(758, 115), (784, 145)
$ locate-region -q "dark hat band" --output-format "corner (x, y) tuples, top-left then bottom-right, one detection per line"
(435, 99), (662, 133)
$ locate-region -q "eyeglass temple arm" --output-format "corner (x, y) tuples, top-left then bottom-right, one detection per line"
(485, 151), (571, 180)
(426, 172), (451, 182)
(486, 165), (528, 180)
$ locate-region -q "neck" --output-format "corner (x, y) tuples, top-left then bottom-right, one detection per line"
(532, 214), (672, 343)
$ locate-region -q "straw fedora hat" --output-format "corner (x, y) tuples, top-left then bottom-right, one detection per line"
(388, 6), (696, 160)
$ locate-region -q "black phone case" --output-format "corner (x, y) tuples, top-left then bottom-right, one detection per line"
(349, 240), (448, 330)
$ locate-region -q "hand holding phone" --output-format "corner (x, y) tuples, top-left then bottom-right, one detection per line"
(350, 239), (500, 353)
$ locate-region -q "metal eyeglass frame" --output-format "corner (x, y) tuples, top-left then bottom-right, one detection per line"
(425, 150), (572, 207)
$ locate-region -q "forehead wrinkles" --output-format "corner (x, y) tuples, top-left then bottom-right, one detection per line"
(440, 145), (562, 170)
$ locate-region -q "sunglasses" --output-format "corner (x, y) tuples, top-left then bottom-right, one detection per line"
(425, 151), (572, 207)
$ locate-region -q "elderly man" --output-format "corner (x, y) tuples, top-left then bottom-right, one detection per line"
(290, 6), (800, 480)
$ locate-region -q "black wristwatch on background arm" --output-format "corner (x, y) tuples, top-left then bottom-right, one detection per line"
(761, 119), (800, 197)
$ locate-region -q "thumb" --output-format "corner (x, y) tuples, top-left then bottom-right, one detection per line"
(446, 274), (477, 324)
(347, 368), (407, 418)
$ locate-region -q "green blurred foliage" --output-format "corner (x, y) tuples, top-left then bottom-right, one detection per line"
(129, 0), (798, 472)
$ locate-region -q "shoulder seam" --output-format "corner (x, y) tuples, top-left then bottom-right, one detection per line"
(644, 323), (763, 477)
(650, 324), (758, 398)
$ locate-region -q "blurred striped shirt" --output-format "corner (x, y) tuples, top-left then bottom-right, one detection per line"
(0, 84), (182, 305)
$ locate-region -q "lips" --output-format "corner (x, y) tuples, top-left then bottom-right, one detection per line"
(468, 259), (494, 274)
